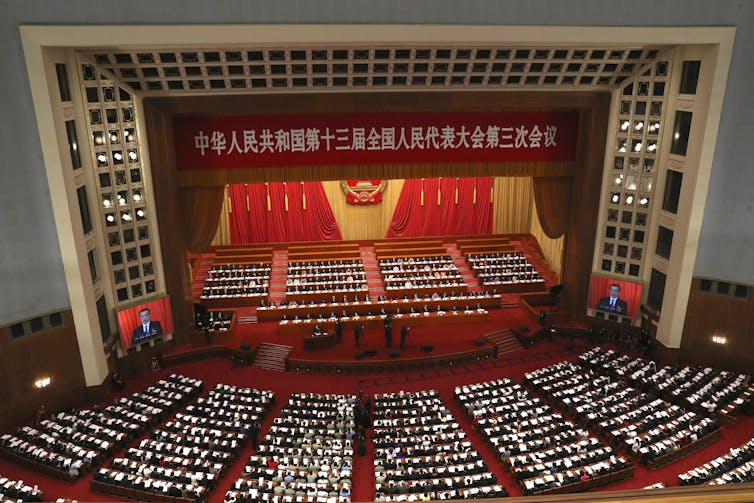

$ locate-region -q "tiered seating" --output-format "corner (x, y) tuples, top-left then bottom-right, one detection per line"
(0, 374), (202, 481)
(679, 437), (754, 486)
(0, 476), (42, 502)
(579, 347), (754, 417)
(526, 361), (721, 469)
(226, 393), (355, 503)
(455, 379), (631, 495)
(649, 366), (753, 417)
(92, 382), (272, 502)
(200, 263), (271, 302)
(373, 390), (508, 501)
(286, 260), (368, 301)
(466, 252), (544, 292)
(181, 384), (274, 434)
(379, 256), (466, 297)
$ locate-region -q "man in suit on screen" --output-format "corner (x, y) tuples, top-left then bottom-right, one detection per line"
(131, 307), (163, 345)
(597, 284), (629, 315)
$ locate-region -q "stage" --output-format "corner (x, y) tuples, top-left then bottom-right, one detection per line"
(162, 304), (542, 371)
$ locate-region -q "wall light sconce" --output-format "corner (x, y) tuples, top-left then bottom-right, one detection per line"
(34, 376), (51, 389)
(712, 335), (727, 345)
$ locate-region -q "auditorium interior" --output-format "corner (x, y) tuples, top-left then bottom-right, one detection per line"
(2, 2), (754, 503)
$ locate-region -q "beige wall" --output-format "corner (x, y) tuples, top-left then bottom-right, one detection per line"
(321, 180), (405, 241)
(491, 177), (533, 234)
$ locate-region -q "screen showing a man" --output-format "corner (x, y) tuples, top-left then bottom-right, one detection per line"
(596, 284), (629, 315)
(132, 308), (163, 345)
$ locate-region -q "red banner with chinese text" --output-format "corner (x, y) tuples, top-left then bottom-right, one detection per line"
(173, 111), (578, 170)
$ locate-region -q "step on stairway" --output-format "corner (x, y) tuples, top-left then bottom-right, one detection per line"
(251, 342), (292, 372)
(268, 250), (289, 304)
(236, 308), (258, 324)
(190, 255), (215, 301)
(360, 246), (386, 299)
(483, 329), (524, 357)
(444, 244), (483, 293)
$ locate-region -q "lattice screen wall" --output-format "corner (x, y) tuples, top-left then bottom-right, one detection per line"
(597, 53), (673, 281)
(77, 58), (159, 305)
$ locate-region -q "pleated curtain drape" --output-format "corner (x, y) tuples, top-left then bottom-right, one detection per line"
(385, 177), (494, 238)
(532, 177), (572, 239)
(228, 184), (252, 244)
(179, 186), (226, 253)
(226, 182), (343, 243)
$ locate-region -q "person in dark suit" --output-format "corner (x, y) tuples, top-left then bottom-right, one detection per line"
(400, 325), (410, 350)
(335, 318), (343, 344)
(384, 314), (393, 347)
(354, 324), (362, 347)
(131, 308), (163, 345)
(597, 284), (629, 314)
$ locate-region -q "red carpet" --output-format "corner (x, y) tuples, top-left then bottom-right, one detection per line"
(1, 341), (753, 502)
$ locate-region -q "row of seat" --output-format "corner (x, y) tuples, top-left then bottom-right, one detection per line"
(527, 358), (720, 469)
(372, 390), (508, 501)
(201, 263), (271, 300)
(0, 475), (42, 502)
(466, 252), (543, 288)
(226, 393), (355, 503)
(92, 383), (273, 502)
(0, 374), (202, 481)
(579, 347), (753, 417)
(287, 260), (367, 297)
(455, 378), (631, 495)
(679, 437), (754, 486)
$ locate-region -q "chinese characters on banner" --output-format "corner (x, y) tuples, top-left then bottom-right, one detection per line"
(173, 111), (579, 170)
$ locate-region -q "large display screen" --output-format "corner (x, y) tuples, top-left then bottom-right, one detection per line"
(588, 276), (642, 319)
(116, 295), (173, 348)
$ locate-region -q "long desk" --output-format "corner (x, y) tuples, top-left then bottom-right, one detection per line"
(384, 285), (467, 298)
(278, 309), (488, 333)
(200, 293), (267, 308)
(480, 280), (546, 293)
(285, 288), (369, 303)
(258, 295), (501, 321)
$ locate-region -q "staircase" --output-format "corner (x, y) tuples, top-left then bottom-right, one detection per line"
(520, 236), (559, 288)
(360, 246), (386, 299)
(251, 342), (292, 372)
(190, 254), (215, 302)
(268, 250), (289, 304)
(483, 329), (524, 357)
(444, 243), (482, 293)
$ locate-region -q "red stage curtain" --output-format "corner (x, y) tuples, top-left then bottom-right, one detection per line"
(230, 182), (342, 243)
(228, 184), (252, 244)
(385, 179), (423, 238)
(386, 177), (493, 238)
(117, 296), (173, 349)
(247, 183), (269, 243)
(532, 177), (572, 239)
(472, 177), (494, 234)
(179, 186), (225, 252)
(304, 181), (342, 241)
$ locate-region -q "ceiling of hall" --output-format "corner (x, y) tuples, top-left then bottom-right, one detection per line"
(79, 45), (664, 95)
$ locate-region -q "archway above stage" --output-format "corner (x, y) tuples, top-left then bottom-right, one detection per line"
(143, 91), (610, 345)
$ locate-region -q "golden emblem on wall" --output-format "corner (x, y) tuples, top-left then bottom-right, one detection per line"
(340, 180), (387, 205)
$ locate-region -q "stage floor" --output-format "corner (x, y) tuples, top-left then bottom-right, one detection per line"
(167, 306), (537, 363)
